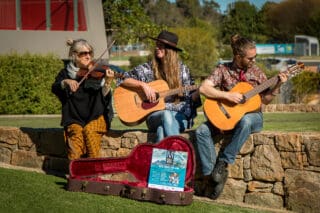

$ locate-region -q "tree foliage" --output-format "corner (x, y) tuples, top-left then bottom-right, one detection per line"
(262, 0), (320, 42)
(172, 21), (218, 77)
(219, 0), (320, 43)
(143, 0), (185, 27)
(220, 1), (262, 43)
(142, 0), (221, 28)
(104, 0), (320, 46)
(103, 0), (160, 45)
(176, 0), (202, 19)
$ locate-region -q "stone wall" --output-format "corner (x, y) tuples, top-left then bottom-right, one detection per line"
(262, 103), (320, 112)
(0, 126), (319, 212)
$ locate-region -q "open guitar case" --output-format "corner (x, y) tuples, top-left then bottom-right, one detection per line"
(67, 136), (196, 205)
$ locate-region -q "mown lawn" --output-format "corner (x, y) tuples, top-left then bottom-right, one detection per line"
(0, 112), (319, 132)
(0, 167), (266, 213)
(0, 113), (318, 212)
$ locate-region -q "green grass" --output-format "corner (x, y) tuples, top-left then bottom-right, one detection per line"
(0, 167), (264, 213)
(0, 113), (317, 212)
(0, 112), (319, 132)
(262, 112), (320, 132)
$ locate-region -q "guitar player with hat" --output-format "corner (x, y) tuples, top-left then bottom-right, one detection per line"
(116, 30), (201, 143)
(194, 34), (289, 200)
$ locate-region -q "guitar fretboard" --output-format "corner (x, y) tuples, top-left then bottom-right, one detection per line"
(245, 76), (278, 99)
(159, 85), (199, 98)
(244, 63), (304, 99)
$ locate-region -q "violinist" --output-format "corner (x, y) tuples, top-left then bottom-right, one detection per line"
(52, 38), (114, 160)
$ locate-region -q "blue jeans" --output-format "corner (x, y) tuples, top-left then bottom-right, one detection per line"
(146, 110), (188, 143)
(195, 112), (263, 175)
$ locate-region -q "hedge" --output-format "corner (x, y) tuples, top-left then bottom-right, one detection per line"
(0, 53), (63, 114)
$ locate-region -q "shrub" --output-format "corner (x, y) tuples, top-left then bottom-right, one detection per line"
(291, 71), (320, 103)
(0, 53), (63, 114)
(128, 56), (149, 69)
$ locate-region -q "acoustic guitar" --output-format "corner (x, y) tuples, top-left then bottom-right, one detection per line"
(204, 62), (304, 131)
(113, 79), (198, 126)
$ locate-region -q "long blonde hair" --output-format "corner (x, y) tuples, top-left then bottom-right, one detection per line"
(152, 48), (181, 89)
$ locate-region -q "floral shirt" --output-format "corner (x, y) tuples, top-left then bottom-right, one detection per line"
(117, 61), (200, 127)
(207, 62), (268, 93)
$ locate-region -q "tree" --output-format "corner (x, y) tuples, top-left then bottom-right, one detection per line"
(142, 0), (221, 29)
(172, 20), (219, 77)
(143, 0), (185, 27)
(220, 1), (261, 44)
(176, 0), (202, 19)
(200, 0), (221, 26)
(264, 0), (320, 42)
(103, 0), (160, 47)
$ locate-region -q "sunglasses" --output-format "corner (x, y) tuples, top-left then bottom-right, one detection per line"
(244, 55), (257, 61)
(77, 51), (92, 57)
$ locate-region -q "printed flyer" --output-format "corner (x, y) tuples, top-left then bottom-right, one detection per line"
(148, 148), (188, 191)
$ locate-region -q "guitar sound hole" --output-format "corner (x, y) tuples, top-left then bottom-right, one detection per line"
(141, 93), (160, 110)
(142, 101), (159, 109)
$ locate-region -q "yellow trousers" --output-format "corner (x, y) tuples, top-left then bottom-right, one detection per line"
(64, 115), (107, 160)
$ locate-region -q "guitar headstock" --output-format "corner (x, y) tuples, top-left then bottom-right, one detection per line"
(285, 62), (304, 78)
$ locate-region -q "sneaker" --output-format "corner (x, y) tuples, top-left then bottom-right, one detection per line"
(209, 168), (228, 200)
(211, 160), (228, 183)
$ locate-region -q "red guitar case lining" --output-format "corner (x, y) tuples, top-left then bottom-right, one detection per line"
(67, 136), (196, 205)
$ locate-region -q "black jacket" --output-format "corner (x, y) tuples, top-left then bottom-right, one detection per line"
(52, 68), (113, 128)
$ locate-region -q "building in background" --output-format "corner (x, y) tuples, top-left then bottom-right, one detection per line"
(0, 0), (108, 60)
(294, 35), (319, 57)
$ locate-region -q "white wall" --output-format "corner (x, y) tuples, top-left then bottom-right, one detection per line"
(0, 0), (108, 60)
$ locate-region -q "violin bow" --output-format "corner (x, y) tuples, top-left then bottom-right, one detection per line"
(78, 40), (115, 86)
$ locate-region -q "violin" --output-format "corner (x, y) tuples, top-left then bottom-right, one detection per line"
(77, 62), (124, 85)
(75, 41), (124, 86)
(77, 63), (107, 80)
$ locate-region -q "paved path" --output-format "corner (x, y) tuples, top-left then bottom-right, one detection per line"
(109, 60), (130, 66)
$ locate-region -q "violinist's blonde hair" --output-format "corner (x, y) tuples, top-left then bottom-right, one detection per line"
(230, 34), (255, 57)
(152, 48), (180, 89)
(66, 38), (94, 59)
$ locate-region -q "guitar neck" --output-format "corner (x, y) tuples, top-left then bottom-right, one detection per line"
(159, 85), (198, 98)
(244, 62), (304, 99)
(244, 76), (278, 99)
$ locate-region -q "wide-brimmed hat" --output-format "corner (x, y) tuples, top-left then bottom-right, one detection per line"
(150, 30), (182, 51)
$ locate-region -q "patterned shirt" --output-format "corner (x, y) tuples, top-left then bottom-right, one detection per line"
(207, 62), (268, 93)
(117, 61), (200, 127)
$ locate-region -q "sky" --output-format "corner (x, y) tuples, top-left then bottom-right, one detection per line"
(215, 0), (283, 13)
